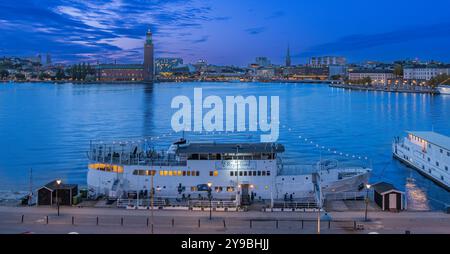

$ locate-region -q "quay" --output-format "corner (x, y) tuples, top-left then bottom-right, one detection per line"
(330, 83), (436, 94)
(1, 202), (449, 234)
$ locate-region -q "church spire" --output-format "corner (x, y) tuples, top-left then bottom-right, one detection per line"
(285, 44), (291, 67)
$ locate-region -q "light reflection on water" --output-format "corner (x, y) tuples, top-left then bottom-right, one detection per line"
(0, 82), (449, 210)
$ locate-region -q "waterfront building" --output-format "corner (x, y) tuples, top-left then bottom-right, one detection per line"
(348, 69), (395, 85)
(403, 64), (450, 81)
(255, 67), (275, 78)
(283, 66), (329, 80)
(308, 56), (346, 67)
(155, 58), (183, 73)
(285, 45), (291, 67)
(96, 64), (145, 81)
(96, 30), (154, 82)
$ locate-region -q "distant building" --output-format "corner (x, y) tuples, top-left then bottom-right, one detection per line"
(329, 65), (348, 79)
(283, 66), (329, 80)
(96, 30), (154, 82)
(348, 69), (394, 85)
(255, 57), (271, 67)
(403, 64), (450, 81)
(308, 56), (346, 67)
(285, 45), (291, 67)
(255, 68), (275, 78)
(46, 53), (52, 66)
(155, 58), (183, 73)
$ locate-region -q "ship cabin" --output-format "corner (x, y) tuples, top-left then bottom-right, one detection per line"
(405, 131), (450, 186)
(174, 143), (285, 161)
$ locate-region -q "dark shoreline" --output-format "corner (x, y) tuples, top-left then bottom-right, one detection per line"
(330, 83), (437, 94)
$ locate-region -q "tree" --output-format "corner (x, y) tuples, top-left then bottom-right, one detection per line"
(0, 69), (9, 79)
(15, 73), (26, 80)
(393, 64), (404, 77)
(428, 74), (450, 88)
(55, 69), (66, 80)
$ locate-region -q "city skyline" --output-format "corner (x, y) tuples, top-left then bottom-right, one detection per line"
(1, 0), (450, 65)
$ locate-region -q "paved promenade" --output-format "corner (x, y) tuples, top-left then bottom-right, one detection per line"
(0, 206), (449, 234)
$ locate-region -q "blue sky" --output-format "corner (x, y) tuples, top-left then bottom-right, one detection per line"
(1, 0), (450, 65)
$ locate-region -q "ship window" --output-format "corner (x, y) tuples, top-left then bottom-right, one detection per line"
(441, 176), (444, 181)
(262, 171), (266, 176)
(200, 154), (208, 160)
(159, 170), (163, 176)
(209, 171), (213, 176)
(194, 171), (200, 176)
(178, 170), (182, 176)
(436, 162), (440, 167)
(227, 186), (234, 192)
(427, 157), (431, 162)
(447, 152), (450, 156)
(252, 171), (257, 176)
(267, 171), (271, 176)
(187, 171), (191, 176)
(214, 170), (218, 177)
(257, 171), (261, 176)
(230, 171), (234, 176)
(445, 166), (448, 171)
(215, 186), (222, 192)
(183, 171), (186, 176)
(191, 186), (197, 191)
(168, 171), (173, 176)
(239, 171), (243, 176)
(189, 154), (199, 160)
(234, 171), (237, 176)
(244, 171), (247, 176)
(440, 149), (443, 153)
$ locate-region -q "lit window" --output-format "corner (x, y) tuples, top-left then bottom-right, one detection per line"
(159, 170), (163, 176)
(168, 171), (173, 176)
(213, 170), (218, 177)
(178, 170), (182, 176)
(164, 170), (168, 176)
(187, 171), (191, 176)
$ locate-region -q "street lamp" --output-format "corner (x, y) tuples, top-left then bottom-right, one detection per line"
(207, 182), (212, 220)
(56, 179), (62, 216)
(364, 184), (371, 222)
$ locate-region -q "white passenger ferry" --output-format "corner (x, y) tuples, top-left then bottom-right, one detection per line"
(437, 85), (450, 95)
(87, 138), (371, 205)
(393, 131), (450, 190)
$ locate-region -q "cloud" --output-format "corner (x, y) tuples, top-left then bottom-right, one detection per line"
(299, 22), (450, 57)
(265, 10), (285, 20)
(0, 0), (223, 63)
(245, 26), (267, 35)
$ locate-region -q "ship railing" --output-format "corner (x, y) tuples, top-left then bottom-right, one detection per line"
(324, 191), (367, 201)
(272, 201), (318, 209)
(189, 200), (238, 208)
(89, 155), (187, 166)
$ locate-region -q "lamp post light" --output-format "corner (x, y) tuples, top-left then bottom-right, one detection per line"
(56, 179), (62, 216)
(364, 184), (371, 222)
(207, 182), (212, 220)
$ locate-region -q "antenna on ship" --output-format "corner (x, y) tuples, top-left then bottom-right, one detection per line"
(28, 168), (33, 206)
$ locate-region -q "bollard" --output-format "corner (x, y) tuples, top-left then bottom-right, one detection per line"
(96, 216), (99, 226)
(250, 220), (252, 228)
(46, 216), (49, 225)
(21, 215), (24, 224)
(328, 220), (331, 229)
(276, 220), (279, 229)
(301, 220), (304, 229)
(223, 219), (226, 228)
(72, 216), (74, 225)
(121, 217), (124, 226)
(198, 219), (201, 228)
(172, 218), (174, 227)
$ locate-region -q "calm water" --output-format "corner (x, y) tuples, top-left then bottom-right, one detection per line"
(0, 82), (449, 210)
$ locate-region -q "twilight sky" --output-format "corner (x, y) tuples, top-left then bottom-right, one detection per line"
(1, 0), (450, 66)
